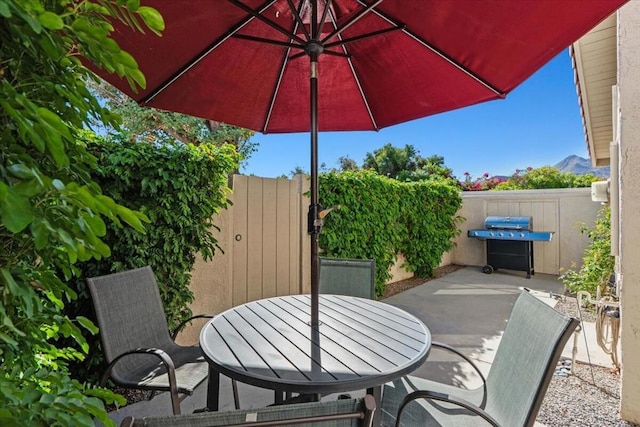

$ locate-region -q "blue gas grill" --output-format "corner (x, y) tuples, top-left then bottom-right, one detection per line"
(467, 216), (554, 279)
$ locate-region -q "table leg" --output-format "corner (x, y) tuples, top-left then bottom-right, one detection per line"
(274, 390), (284, 405)
(367, 386), (382, 427)
(207, 366), (220, 411)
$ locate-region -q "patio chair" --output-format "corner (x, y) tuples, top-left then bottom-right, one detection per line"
(381, 290), (579, 427)
(119, 394), (376, 427)
(87, 266), (239, 415)
(319, 257), (376, 299)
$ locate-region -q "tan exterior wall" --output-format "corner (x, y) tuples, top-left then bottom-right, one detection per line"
(618, 3), (640, 422)
(178, 211), (233, 345)
(449, 189), (600, 275)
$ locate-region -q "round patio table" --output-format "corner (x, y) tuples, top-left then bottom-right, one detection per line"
(200, 294), (431, 425)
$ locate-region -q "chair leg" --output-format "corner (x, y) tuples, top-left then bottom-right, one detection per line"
(232, 379), (240, 410)
(169, 389), (181, 415)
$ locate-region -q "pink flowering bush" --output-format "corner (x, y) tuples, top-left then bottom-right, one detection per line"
(458, 172), (506, 191)
(458, 166), (601, 191)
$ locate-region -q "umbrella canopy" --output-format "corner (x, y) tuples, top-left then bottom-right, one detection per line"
(88, 0), (626, 326)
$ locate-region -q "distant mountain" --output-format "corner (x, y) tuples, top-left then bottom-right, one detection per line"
(554, 155), (610, 178)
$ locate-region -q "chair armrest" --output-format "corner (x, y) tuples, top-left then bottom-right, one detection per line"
(100, 348), (177, 392)
(171, 314), (215, 340)
(431, 341), (488, 405)
(396, 390), (501, 427)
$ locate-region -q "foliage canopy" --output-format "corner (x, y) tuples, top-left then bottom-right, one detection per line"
(0, 1), (162, 425)
(90, 79), (257, 167)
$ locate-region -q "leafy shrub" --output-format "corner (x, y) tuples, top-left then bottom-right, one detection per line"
(319, 170), (462, 295)
(560, 206), (614, 296)
(459, 166), (601, 191)
(0, 1), (162, 425)
(494, 166), (600, 190)
(65, 136), (239, 381)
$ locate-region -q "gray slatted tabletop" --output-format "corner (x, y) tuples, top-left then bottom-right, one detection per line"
(200, 294), (431, 419)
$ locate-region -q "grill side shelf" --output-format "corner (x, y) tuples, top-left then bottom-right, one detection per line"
(467, 230), (554, 242)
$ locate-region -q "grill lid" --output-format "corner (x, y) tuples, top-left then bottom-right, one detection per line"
(485, 216), (531, 230)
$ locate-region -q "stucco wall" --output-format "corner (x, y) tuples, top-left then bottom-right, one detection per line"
(177, 209), (233, 345)
(618, 2), (640, 422)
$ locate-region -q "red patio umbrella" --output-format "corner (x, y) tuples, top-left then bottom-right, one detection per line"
(88, 0), (626, 326)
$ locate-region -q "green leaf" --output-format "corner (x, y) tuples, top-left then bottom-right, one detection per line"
(83, 213), (107, 236)
(52, 179), (65, 190)
(1, 268), (34, 317)
(137, 6), (164, 33)
(126, 0), (140, 10)
(0, 303), (23, 335)
(38, 11), (64, 30)
(13, 178), (42, 197)
(7, 163), (34, 179)
(0, 331), (18, 347)
(0, 1), (10, 18)
(0, 182), (35, 232)
(94, 240), (111, 258)
(116, 205), (146, 232)
(58, 230), (78, 263)
(76, 316), (98, 335)
(31, 219), (50, 250)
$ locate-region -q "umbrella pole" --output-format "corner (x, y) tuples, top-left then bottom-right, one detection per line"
(309, 50), (320, 328)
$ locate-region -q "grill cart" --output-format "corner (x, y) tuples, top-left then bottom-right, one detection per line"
(467, 216), (554, 279)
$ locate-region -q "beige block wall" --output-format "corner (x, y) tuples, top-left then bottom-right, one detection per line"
(618, 2), (640, 422)
(181, 186), (601, 342)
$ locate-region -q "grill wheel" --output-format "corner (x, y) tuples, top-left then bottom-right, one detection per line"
(482, 265), (494, 274)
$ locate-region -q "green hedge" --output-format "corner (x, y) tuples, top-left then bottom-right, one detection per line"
(65, 137), (238, 381)
(319, 170), (463, 295)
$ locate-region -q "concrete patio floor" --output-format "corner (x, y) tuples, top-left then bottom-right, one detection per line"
(106, 266), (616, 425)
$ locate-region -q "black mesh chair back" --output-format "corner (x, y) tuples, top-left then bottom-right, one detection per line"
(319, 257), (376, 299)
(87, 266), (210, 415)
(381, 290), (579, 427)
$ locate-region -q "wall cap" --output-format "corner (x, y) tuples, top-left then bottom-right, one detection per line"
(461, 188), (591, 199)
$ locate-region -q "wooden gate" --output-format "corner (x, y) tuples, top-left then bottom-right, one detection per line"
(229, 175), (310, 306)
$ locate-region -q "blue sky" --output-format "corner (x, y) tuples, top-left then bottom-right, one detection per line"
(242, 49), (588, 180)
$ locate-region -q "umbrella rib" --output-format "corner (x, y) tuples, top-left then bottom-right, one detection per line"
(326, 5), (379, 130)
(324, 25), (405, 49)
(320, 0), (384, 44)
(233, 33), (305, 50)
(289, 49), (349, 61)
(262, 0), (307, 132)
(229, 0), (307, 45)
(316, 0), (333, 37)
(141, 0), (276, 104)
(355, 0), (505, 97)
(286, 0), (310, 40)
